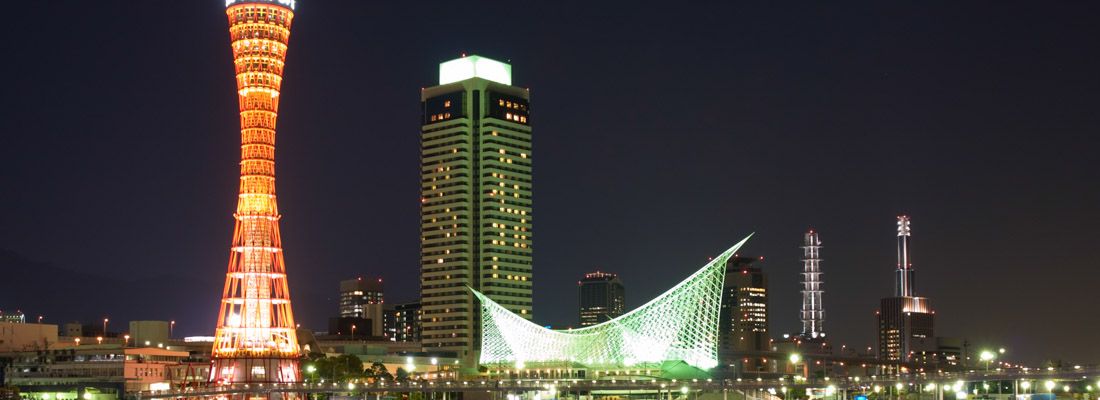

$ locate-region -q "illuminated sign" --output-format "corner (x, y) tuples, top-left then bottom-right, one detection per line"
(226, 0), (296, 10)
(439, 55), (512, 86)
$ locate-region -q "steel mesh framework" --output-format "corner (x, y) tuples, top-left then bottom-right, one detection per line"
(474, 236), (752, 370)
(209, 0), (300, 386)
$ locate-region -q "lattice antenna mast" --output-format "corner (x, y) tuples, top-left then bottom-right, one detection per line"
(895, 215), (914, 297)
(799, 229), (825, 339)
(209, 0), (300, 386)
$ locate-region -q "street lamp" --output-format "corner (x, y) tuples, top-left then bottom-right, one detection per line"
(979, 350), (995, 370)
(75, 337), (81, 346)
(170, 321), (176, 337)
(96, 336), (103, 345)
(350, 324), (356, 339)
(1044, 381), (1055, 393)
(103, 318), (109, 336)
(431, 357), (439, 381)
(124, 334), (130, 347)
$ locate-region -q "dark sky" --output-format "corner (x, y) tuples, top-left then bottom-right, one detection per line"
(2, 1), (1099, 365)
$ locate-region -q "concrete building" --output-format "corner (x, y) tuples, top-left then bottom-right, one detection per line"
(577, 271), (625, 327)
(383, 302), (421, 342)
(128, 321), (170, 347)
(0, 322), (58, 352)
(334, 278), (385, 338)
(720, 255), (770, 376)
(339, 277), (384, 318)
(2, 344), (189, 400)
(420, 55), (533, 360)
(877, 215), (935, 364)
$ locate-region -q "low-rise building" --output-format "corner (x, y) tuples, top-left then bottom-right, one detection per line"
(1, 344), (189, 400)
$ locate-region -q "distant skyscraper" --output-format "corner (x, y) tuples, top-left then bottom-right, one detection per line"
(339, 277), (384, 318)
(877, 215), (935, 363)
(330, 277), (384, 338)
(419, 55), (533, 358)
(799, 230), (825, 340)
(720, 255), (769, 376)
(577, 271), (625, 327)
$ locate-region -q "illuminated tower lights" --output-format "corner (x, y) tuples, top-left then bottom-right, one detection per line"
(799, 229), (825, 339)
(209, 0), (300, 386)
(896, 215), (914, 297)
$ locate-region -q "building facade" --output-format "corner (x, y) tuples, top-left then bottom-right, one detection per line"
(720, 255), (769, 376)
(577, 271), (625, 327)
(420, 55), (533, 359)
(2, 344), (190, 400)
(383, 302), (421, 342)
(339, 278), (384, 318)
(334, 278), (385, 337)
(877, 215), (935, 363)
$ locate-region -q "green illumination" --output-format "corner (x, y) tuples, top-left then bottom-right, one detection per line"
(439, 55), (512, 86)
(474, 235), (752, 370)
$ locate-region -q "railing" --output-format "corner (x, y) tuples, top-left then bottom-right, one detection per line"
(136, 368), (1100, 400)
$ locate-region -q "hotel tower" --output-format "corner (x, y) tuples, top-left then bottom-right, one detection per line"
(419, 55), (533, 360)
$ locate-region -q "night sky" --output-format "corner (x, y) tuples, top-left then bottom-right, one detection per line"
(2, 1), (1099, 364)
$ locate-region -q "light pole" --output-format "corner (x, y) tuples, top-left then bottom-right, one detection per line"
(789, 353), (803, 381)
(103, 318), (109, 337)
(75, 337), (81, 346)
(306, 364), (317, 382)
(351, 324), (356, 339)
(170, 320), (176, 337)
(979, 350), (995, 371)
(124, 334), (131, 347)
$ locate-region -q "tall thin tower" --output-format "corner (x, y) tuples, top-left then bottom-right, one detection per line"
(895, 215), (914, 297)
(209, 0), (300, 385)
(799, 229), (825, 339)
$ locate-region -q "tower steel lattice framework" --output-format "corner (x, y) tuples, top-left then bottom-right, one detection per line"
(209, 0), (300, 386)
(799, 229), (825, 339)
(474, 236), (753, 371)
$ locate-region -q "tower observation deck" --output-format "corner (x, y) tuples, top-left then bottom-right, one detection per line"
(209, 0), (300, 386)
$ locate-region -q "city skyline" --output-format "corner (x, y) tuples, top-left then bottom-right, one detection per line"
(2, 1), (1099, 366)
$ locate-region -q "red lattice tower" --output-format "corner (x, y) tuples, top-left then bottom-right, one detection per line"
(209, 0), (300, 386)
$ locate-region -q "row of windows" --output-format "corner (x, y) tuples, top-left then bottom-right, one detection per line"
(504, 113), (528, 123)
(428, 112), (453, 122)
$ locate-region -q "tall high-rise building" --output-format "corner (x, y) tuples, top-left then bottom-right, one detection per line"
(877, 215), (935, 363)
(339, 277), (384, 318)
(799, 230), (825, 340)
(577, 271), (626, 327)
(209, 0), (300, 385)
(419, 55), (533, 358)
(720, 255), (769, 375)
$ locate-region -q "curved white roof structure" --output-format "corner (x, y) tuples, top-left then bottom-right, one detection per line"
(473, 235), (752, 370)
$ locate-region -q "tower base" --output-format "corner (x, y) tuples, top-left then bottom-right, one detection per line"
(209, 357), (301, 385)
